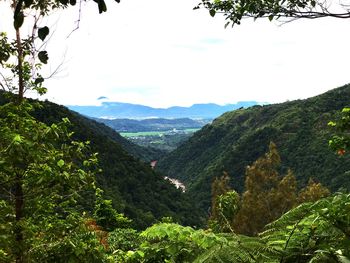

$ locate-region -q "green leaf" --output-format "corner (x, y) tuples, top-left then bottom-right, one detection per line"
(24, 0), (33, 8)
(268, 15), (274, 21)
(14, 12), (24, 29)
(34, 77), (44, 85)
(209, 9), (216, 17)
(58, 0), (69, 5)
(38, 51), (49, 64)
(13, 134), (22, 144)
(70, 0), (76, 5)
(0, 51), (10, 64)
(93, 0), (107, 13)
(38, 26), (50, 41)
(57, 159), (65, 168)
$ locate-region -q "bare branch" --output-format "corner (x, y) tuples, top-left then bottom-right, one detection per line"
(44, 49), (67, 80)
(67, 0), (83, 39)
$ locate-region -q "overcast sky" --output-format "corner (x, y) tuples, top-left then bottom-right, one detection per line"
(1, 0), (350, 107)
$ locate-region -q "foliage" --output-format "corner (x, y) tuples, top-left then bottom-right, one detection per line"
(261, 193), (350, 262)
(193, 193), (350, 263)
(0, 102), (106, 262)
(108, 228), (141, 252)
(210, 190), (240, 232)
(297, 178), (330, 203)
(0, 94), (203, 229)
(208, 143), (330, 236)
(158, 84), (350, 214)
(209, 172), (241, 232)
(233, 143), (298, 235)
(196, 0), (350, 27)
(94, 189), (132, 232)
(210, 172), (231, 219)
(329, 107), (350, 155)
(132, 223), (227, 262)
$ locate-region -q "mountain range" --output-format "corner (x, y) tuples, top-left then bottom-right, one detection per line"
(157, 84), (350, 212)
(67, 101), (261, 119)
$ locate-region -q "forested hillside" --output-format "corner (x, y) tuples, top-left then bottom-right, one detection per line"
(157, 84), (350, 211)
(0, 94), (201, 229)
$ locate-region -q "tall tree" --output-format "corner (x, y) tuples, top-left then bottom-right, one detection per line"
(210, 171), (231, 221)
(233, 142), (298, 236)
(0, 0), (120, 261)
(0, 102), (107, 261)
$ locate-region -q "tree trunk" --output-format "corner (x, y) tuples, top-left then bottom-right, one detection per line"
(14, 172), (24, 263)
(15, 26), (24, 103)
(14, 3), (25, 261)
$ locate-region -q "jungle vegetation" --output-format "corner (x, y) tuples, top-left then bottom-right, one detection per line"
(0, 0), (349, 261)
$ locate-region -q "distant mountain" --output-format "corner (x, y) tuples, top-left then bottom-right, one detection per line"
(157, 84), (350, 212)
(93, 118), (209, 133)
(67, 101), (261, 119)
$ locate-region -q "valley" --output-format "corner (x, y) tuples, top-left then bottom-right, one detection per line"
(93, 118), (209, 151)
(120, 128), (200, 152)
(2, 0), (350, 260)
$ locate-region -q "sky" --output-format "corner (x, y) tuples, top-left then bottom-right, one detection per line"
(1, 0), (350, 108)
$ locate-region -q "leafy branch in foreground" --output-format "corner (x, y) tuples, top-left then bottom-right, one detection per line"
(196, 0), (350, 27)
(0, 102), (106, 262)
(261, 193), (350, 262)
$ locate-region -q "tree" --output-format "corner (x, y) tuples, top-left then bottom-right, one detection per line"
(0, 0), (120, 104)
(329, 107), (350, 156)
(297, 178), (330, 203)
(209, 172), (241, 232)
(94, 189), (132, 232)
(0, 1), (121, 261)
(0, 102), (107, 261)
(233, 142), (298, 235)
(210, 171), (231, 220)
(196, 0), (350, 27)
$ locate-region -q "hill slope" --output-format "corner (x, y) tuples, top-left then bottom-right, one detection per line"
(157, 84), (350, 211)
(0, 94), (201, 229)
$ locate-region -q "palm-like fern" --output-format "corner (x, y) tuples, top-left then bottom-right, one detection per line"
(261, 193), (350, 263)
(193, 193), (350, 263)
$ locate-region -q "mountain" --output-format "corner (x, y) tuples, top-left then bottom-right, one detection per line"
(67, 101), (261, 119)
(93, 118), (208, 133)
(0, 94), (202, 229)
(157, 84), (350, 211)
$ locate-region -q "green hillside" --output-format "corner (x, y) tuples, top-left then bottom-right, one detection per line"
(157, 84), (350, 211)
(0, 94), (201, 229)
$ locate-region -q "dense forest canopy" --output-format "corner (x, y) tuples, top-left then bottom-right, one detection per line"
(0, 0), (350, 261)
(157, 84), (350, 211)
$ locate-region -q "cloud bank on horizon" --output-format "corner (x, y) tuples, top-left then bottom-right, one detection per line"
(1, 0), (350, 107)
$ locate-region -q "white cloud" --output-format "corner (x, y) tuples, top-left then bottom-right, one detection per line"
(1, 0), (350, 107)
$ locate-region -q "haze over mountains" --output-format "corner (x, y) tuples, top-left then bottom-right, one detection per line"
(67, 101), (261, 119)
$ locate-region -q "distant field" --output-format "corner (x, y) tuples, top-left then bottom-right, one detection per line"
(120, 128), (200, 138)
(120, 131), (164, 137)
